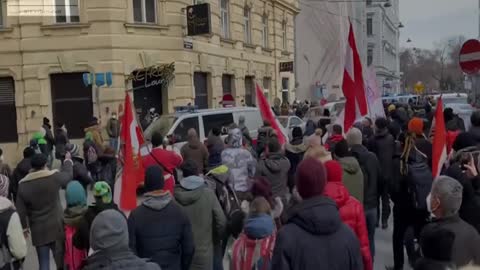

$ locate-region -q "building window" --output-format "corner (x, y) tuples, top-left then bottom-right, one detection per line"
(243, 7), (252, 44)
(194, 72), (209, 109)
(0, 1), (4, 28)
(0, 78), (17, 143)
(222, 74), (233, 95)
(220, 0), (229, 38)
(263, 77), (271, 100)
(367, 17), (373, 36)
(281, 78), (289, 103)
(133, 0), (156, 24)
(282, 21), (287, 50)
(262, 15), (268, 48)
(367, 48), (373, 66)
(51, 73), (93, 139)
(55, 0), (80, 23)
(244, 76), (255, 106)
(366, 0), (372, 6)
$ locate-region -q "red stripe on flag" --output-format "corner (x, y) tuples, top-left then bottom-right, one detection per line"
(432, 97), (447, 178)
(255, 84), (286, 145)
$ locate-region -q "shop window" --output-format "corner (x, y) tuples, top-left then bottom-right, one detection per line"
(203, 113), (234, 136)
(244, 76), (255, 106)
(0, 78), (17, 143)
(51, 73), (93, 139)
(133, 0), (156, 23)
(55, 0), (80, 23)
(173, 116), (199, 143)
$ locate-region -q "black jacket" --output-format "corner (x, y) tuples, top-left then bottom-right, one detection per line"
(285, 138), (307, 191)
(414, 258), (454, 270)
(351, 144), (380, 210)
(470, 126), (480, 145)
(128, 194), (195, 270)
(42, 124), (55, 153)
(271, 196), (363, 270)
(415, 136), (433, 169)
(368, 129), (395, 184)
(72, 157), (93, 189)
(11, 158), (31, 200)
(54, 128), (69, 159)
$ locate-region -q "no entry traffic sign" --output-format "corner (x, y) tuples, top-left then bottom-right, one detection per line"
(460, 39), (480, 75)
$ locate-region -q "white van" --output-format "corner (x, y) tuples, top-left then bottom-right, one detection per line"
(143, 107), (285, 151)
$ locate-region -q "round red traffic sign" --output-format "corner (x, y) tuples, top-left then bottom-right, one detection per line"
(460, 39), (480, 74)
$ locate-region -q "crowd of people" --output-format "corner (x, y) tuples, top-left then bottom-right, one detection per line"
(1, 102), (480, 270)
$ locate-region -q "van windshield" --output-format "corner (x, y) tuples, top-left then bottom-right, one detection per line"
(144, 115), (177, 140)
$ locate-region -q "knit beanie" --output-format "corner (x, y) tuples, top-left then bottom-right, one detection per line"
(0, 174), (9, 197)
(408, 117), (424, 136)
(452, 132), (476, 152)
(144, 166), (165, 193)
(296, 157), (327, 199)
(93, 181), (112, 204)
(324, 160), (343, 183)
(65, 181), (87, 207)
(346, 127), (363, 146)
(90, 209), (128, 251)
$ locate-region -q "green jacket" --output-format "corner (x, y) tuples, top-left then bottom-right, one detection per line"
(338, 156), (364, 204)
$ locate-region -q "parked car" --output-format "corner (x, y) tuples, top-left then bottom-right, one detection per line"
(278, 115), (306, 139)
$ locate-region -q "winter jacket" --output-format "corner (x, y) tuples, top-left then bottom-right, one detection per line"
(446, 116), (466, 132)
(285, 139), (307, 191)
(221, 147), (256, 193)
(10, 158), (31, 200)
(55, 128), (69, 159)
(84, 125), (104, 151)
(231, 214), (276, 270)
(421, 215), (480, 267)
(255, 152), (291, 201)
(128, 192), (195, 270)
(0, 197), (27, 262)
(180, 140), (209, 174)
(350, 144), (380, 210)
(64, 205), (88, 270)
(174, 176), (227, 270)
(368, 128), (395, 185)
(325, 134), (344, 152)
(206, 134), (225, 169)
(98, 154), (117, 192)
(469, 126), (480, 145)
(106, 118), (120, 138)
(337, 156), (364, 203)
(324, 182), (372, 270)
(142, 147), (183, 195)
(72, 157), (93, 190)
(414, 258), (455, 270)
(16, 160), (73, 246)
(42, 124), (55, 153)
(82, 210), (160, 270)
(270, 196), (363, 270)
(415, 136), (433, 169)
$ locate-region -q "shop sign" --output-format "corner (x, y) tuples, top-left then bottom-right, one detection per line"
(127, 63), (175, 89)
(279, 61), (294, 72)
(186, 3), (212, 36)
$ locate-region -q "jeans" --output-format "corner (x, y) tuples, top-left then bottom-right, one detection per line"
(109, 137), (119, 151)
(36, 242), (56, 270)
(365, 208), (377, 259)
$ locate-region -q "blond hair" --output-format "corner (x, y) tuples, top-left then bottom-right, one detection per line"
(304, 145), (332, 163)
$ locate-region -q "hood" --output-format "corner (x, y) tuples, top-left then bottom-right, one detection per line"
(262, 153), (289, 173)
(228, 128), (243, 148)
(323, 182), (349, 208)
(64, 205), (88, 226)
(285, 142), (307, 154)
(0, 197), (13, 212)
(338, 157), (361, 175)
(174, 186), (205, 206)
(90, 210), (128, 252)
(179, 175), (206, 190)
(142, 191), (172, 211)
(20, 169), (58, 183)
(244, 214), (275, 239)
(287, 196), (342, 235)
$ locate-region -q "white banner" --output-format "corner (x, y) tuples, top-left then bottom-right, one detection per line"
(365, 67), (386, 119)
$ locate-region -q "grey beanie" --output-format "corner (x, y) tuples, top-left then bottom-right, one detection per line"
(90, 210), (128, 251)
(346, 127), (363, 146)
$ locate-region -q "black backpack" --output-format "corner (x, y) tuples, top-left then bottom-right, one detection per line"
(402, 148), (433, 210)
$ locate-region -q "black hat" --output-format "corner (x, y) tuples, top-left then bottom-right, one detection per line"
(31, 154), (47, 170)
(180, 159), (199, 178)
(144, 166), (165, 193)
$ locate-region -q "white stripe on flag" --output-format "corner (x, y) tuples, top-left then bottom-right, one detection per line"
(460, 51), (480, 62)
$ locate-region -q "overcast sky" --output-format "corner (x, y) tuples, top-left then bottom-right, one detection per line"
(400, 0), (478, 49)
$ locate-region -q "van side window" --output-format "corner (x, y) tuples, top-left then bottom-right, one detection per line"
(173, 117), (199, 143)
(203, 113), (234, 136)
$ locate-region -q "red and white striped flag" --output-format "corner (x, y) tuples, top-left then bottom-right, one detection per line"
(115, 93), (145, 211)
(432, 97), (447, 178)
(255, 83), (286, 146)
(342, 21), (368, 132)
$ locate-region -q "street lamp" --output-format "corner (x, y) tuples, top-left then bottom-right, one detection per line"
(406, 38), (412, 43)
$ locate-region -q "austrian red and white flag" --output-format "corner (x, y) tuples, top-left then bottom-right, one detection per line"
(342, 21), (368, 132)
(432, 97), (447, 178)
(115, 93), (145, 211)
(255, 84), (286, 146)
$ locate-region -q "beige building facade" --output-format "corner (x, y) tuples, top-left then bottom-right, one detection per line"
(0, 0), (298, 164)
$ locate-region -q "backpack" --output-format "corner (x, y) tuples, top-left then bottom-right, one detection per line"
(402, 148), (433, 210)
(64, 224), (87, 270)
(206, 166), (245, 238)
(0, 208), (15, 269)
(87, 146), (98, 165)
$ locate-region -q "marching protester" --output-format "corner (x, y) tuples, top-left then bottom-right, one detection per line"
(444, 107), (466, 132)
(181, 128), (209, 175)
(325, 124), (344, 152)
(238, 115), (253, 147)
(82, 210), (161, 270)
(174, 160), (226, 270)
(285, 127), (307, 191)
(221, 128), (256, 202)
(271, 158), (363, 270)
(129, 165), (194, 270)
(347, 127), (380, 260)
(15, 153), (73, 270)
(143, 131), (183, 195)
(0, 175), (27, 270)
(41, 117), (55, 168)
(469, 111), (480, 144)
(422, 176), (480, 267)
(206, 127), (225, 170)
(97, 146), (118, 195)
(106, 111), (120, 150)
(414, 227), (456, 270)
(257, 121), (274, 157)
(304, 120), (316, 137)
(68, 144), (93, 192)
(333, 139), (364, 203)
(407, 117), (433, 166)
(10, 147), (35, 201)
(84, 117), (104, 151)
(54, 122), (69, 163)
(323, 160), (373, 270)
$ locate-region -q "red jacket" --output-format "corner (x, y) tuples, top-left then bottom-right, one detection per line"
(324, 161), (372, 270)
(325, 134), (344, 151)
(142, 147), (183, 195)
